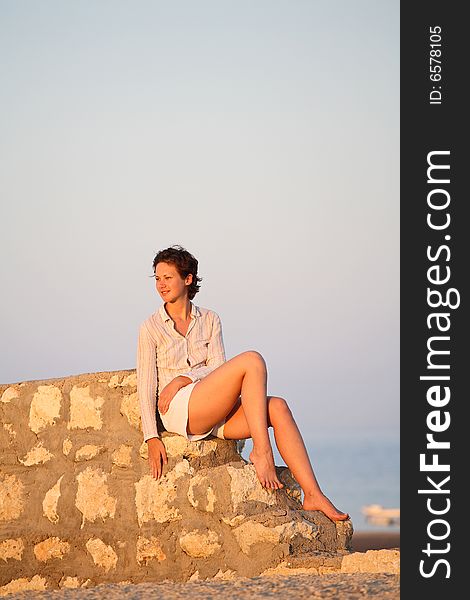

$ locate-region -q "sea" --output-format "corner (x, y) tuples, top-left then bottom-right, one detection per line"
(240, 427), (400, 532)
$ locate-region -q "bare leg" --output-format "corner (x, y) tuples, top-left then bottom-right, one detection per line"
(187, 351), (284, 490)
(223, 396), (349, 521)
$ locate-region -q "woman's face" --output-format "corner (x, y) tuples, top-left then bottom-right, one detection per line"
(155, 262), (192, 303)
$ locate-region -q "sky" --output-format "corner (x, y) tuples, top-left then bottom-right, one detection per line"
(0, 0), (399, 440)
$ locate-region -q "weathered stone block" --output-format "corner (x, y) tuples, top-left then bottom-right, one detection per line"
(0, 369), (353, 592)
(136, 536), (166, 565)
(0, 474), (25, 521)
(43, 476), (64, 523)
(0, 538), (24, 562)
(33, 537), (70, 562)
(179, 529), (221, 557)
(29, 385), (62, 433)
(68, 385), (104, 430)
(75, 467), (117, 528)
(19, 442), (54, 466)
(85, 538), (118, 573)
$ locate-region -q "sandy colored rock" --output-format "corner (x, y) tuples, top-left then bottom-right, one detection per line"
(120, 392), (141, 430)
(43, 475), (64, 523)
(19, 442), (54, 466)
(2, 423), (16, 438)
(75, 444), (105, 461)
(163, 436), (219, 458)
(179, 529), (221, 558)
(85, 538), (118, 573)
(68, 385), (104, 430)
(29, 385), (62, 433)
(221, 514), (246, 527)
(0, 538), (24, 561)
(121, 373), (137, 387)
(213, 569), (238, 580)
(0, 575), (47, 595)
(111, 444), (133, 467)
(62, 438), (72, 455)
(0, 473), (25, 521)
(187, 472), (217, 511)
(233, 521), (281, 554)
(108, 374), (121, 388)
(59, 576), (81, 588)
(33, 537), (70, 562)
(227, 464), (278, 509)
(134, 461), (192, 526)
(341, 549), (400, 574)
(108, 373), (137, 388)
(0, 387), (19, 403)
(0, 369), (353, 591)
(275, 518), (319, 542)
(75, 467), (117, 528)
(136, 536), (166, 565)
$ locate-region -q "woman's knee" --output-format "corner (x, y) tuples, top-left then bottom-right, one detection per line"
(268, 396), (292, 421)
(239, 350), (266, 369)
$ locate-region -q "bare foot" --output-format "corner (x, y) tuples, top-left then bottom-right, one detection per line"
(303, 492), (349, 522)
(249, 449), (284, 490)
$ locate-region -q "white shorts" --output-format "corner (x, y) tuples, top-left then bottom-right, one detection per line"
(159, 380), (226, 441)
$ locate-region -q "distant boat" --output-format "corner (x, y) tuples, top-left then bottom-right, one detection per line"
(362, 504), (400, 526)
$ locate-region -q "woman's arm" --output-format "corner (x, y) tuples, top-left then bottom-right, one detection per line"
(136, 321), (168, 480)
(136, 322), (160, 442)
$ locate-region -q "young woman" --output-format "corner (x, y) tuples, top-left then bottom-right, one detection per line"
(137, 245), (348, 521)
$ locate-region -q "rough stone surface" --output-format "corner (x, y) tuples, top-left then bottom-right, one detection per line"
(33, 537), (70, 562)
(60, 576), (82, 588)
(62, 439), (72, 455)
(136, 536), (166, 565)
(108, 373), (137, 388)
(111, 445), (133, 468)
(120, 392), (141, 430)
(134, 465), (190, 526)
(0, 474), (25, 520)
(0, 538), (24, 562)
(68, 385), (104, 430)
(43, 475), (63, 523)
(341, 549), (400, 574)
(0, 575), (47, 596)
(19, 442), (54, 466)
(75, 444), (106, 461)
(2, 424), (16, 440)
(0, 369), (354, 594)
(29, 385), (62, 433)
(233, 520), (283, 554)
(179, 529), (221, 558)
(0, 387), (19, 404)
(228, 464), (278, 509)
(86, 538), (118, 573)
(75, 467), (117, 528)
(187, 472), (217, 511)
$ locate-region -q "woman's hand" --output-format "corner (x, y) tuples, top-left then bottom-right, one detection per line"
(147, 437), (168, 480)
(158, 376), (192, 415)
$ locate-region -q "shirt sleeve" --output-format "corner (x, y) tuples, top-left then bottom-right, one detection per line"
(180, 312), (226, 383)
(136, 321), (160, 442)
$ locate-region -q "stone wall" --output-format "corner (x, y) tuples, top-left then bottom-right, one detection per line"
(0, 369), (353, 594)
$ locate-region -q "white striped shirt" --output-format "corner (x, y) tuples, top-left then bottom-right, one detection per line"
(136, 302), (226, 442)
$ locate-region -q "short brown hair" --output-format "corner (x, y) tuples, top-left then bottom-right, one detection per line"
(152, 245), (202, 300)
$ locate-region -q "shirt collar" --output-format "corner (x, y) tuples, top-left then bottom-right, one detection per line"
(158, 301), (199, 323)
